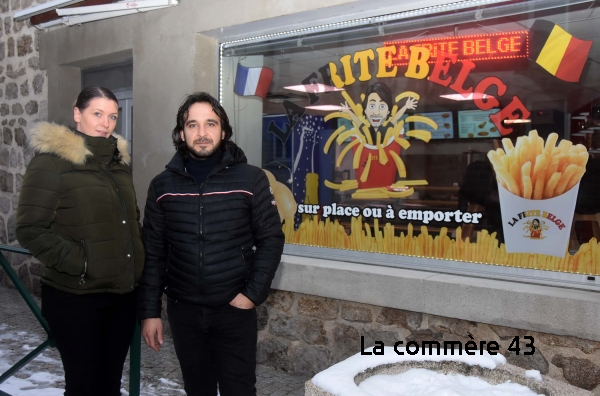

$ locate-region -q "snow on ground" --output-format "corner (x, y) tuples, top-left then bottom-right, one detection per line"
(0, 323), (185, 396)
(358, 368), (541, 396)
(525, 370), (543, 382)
(0, 325), (63, 396)
(312, 346), (540, 396)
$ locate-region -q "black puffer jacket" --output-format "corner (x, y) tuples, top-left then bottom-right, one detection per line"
(138, 143), (284, 319)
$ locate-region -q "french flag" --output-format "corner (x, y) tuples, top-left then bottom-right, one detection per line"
(234, 63), (274, 99)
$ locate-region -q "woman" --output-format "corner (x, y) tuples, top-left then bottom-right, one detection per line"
(16, 86), (144, 396)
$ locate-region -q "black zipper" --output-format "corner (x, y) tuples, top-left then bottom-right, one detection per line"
(79, 239), (88, 285)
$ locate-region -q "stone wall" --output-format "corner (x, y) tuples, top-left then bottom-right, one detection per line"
(258, 289), (600, 392)
(0, 0), (49, 295)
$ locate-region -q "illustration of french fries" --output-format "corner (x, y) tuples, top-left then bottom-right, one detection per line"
(487, 130), (588, 200)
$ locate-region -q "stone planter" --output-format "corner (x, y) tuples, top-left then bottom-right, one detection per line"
(305, 355), (591, 396)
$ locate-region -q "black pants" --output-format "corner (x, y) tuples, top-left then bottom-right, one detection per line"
(41, 285), (137, 396)
(167, 297), (258, 396)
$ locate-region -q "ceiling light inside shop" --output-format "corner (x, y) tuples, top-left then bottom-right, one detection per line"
(503, 119), (531, 124)
(284, 84), (343, 93)
(440, 93), (486, 101)
(572, 116), (588, 120)
(306, 105), (343, 111)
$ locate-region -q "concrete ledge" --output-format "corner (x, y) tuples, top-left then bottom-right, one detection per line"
(272, 254), (600, 342)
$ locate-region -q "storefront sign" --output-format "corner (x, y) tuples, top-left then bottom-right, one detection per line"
(384, 31), (529, 66)
(328, 46), (531, 136)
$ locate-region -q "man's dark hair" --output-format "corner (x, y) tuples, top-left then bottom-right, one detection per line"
(361, 82), (393, 116)
(171, 92), (233, 154)
(75, 86), (118, 110)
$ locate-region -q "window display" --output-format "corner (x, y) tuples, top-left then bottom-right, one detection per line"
(221, 0), (600, 277)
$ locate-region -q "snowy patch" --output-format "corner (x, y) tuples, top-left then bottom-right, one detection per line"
(159, 378), (179, 386)
(525, 370), (543, 382)
(358, 368), (541, 396)
(27, 372), (63, 384)
(0, 328), (64, 396)
(312, 346), (508, 396)
(0, 375), (63, 396)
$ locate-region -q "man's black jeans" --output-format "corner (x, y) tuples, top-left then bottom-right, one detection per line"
(167, 297), (258, 396)
(41, 285), (137, 396)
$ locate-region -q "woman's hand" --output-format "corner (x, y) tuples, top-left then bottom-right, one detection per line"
(141, 318), (164, 352)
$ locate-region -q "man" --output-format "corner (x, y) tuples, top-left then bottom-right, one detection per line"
(138, 92), (285, 396)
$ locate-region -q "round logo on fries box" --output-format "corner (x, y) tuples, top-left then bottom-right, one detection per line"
(498, 182), (580, 258)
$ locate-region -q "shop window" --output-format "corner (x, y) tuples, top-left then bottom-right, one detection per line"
(220, 0), (600, 283)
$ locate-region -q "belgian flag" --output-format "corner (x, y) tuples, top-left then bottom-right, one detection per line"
(530, 20), (592, 83)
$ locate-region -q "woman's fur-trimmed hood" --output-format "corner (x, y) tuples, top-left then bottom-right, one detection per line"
(28, 122), (131, 166)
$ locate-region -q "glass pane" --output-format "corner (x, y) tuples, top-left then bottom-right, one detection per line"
(221, 1), (600, 276)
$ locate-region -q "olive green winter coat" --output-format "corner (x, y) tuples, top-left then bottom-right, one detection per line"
(16, 122), (144, 294)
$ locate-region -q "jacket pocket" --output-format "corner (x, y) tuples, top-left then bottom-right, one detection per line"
(81, 239), (120, 280)
(240, 245), (254, 276)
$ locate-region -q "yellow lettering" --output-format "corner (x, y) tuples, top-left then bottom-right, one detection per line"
(405, 46), (431, 80)
(354, 49), (375, 82)
(375, 46), (398, 78)
(339, 54), (356, 86)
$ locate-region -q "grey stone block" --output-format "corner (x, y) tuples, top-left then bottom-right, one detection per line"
(7, 213), (16, 242)
(6, 64), (25, 79)
(0, 170), (13, 192)
(340, 302), (373, 323)
(16, 34), (32, 56)
(553, 355), (600, 390)
(0, 196), (11, 213)
(11, 103), (23, 115)
(19, 79), (28, 96)
(292, 345), (330, 376)
(9, 148), (16, 167)
(257, 337), (292, 372)
(2, 127), (12, 145)
(7, 36), (14, 57)
(5, 83), (17, 99)
(297, 296), (338, 320)
(27, 56), (39, 70)
(14, 128), (25, 147)
(505, 347), (549, 374)
(377, 307), (422, 330)
(266, 289), (294, 311)
(33, 73), (44, 94)
(25, 100), (37, 115)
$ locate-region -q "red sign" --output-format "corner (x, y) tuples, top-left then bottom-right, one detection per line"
(385, 31), (529, 66)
